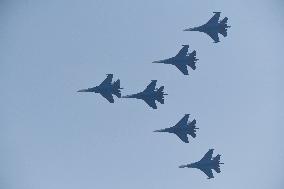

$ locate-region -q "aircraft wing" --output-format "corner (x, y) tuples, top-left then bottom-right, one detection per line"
(200, 149), (214, 161)
(175, 114), (190, 127)
(205, 31), (220, 43)
(100, 74), (113, 86)
(143, 80), (157, 92)
(143, 98), (157, 109)
(175, 132), (189, 143)
(199, 167), (214, 179)
(206, 12), (221, 25)
(100, 92), (114, 103)
(175, 64), (189, 75)
(175, 45), (189, 58)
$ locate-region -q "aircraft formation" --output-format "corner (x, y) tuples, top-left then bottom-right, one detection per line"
(78, 12), (230, 179)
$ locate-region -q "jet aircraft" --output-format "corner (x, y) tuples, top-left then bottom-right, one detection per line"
(77, 74), (122, 103)
(179, 149), (224, 179)
(154, 114), (198, 143)
(122, 80), (167, 109)
(152, 45), (198, 75)
(184, 12), (231, 43)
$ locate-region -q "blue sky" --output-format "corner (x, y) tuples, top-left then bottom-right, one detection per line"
(1, 0), (284, 188)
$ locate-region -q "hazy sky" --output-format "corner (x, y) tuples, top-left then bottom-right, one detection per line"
(1, 0), (284, 188)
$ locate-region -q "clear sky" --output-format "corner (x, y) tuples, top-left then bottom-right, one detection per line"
(1, 0), (284, 188)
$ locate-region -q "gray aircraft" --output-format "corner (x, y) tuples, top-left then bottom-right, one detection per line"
(179, 149), (224, 179)
(184, 12), (231, 43)
(154, 114), (198, 143)
(122, 80), (167, 109)
(77, 74), (122, 103)
(152, 45), (198, 75)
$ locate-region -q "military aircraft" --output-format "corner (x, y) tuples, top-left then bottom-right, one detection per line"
(184, 12), (231, 43)
(77, 74), (123, 103)
(122, 80), (167, 109)
(152, 45), (198, 75)
(154, 114), (198, 143)
(179, 149), (224, 179)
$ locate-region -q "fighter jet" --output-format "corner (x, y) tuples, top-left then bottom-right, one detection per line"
(184, 12), (231, 43)
(179, 149), (224, 179)
(154, 114), (198, 143)
(152, 45), (198, 75)
(122, 80), (167, 109)
(77, 74), (123, 103)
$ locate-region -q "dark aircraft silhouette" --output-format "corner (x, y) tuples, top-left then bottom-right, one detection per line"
(179, 149), (224, 179)
(152, 45), (198, 75)
(154, 114), (198, 143)
(77, 74), (122, 103)
(122, 80), (167, 109)
(184, 12), (231, 43)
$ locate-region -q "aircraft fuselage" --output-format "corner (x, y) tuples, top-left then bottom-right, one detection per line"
(192, 23), (229, 34)
(155, 56), (192, 66)
(78, 85), (115, 95)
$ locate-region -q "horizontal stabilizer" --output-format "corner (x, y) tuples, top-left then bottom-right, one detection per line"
(157, 86), (164, 93)
(188, 50), (198, 70)
(113, 90), (121, 98)
(219, 28), (228, 37)
(190, 119), (197, 125)
(156, 86), (166, 104)
(189, 119), (198, 138)
(190, 132), (196, 138)
(113, 79), (122, 98)
(213, 166), (221, 173)
(220, 17), (228, 25)
(213, 155), (222, 173)
(113, 79), (122, 89)
(213, 154), (221, 162)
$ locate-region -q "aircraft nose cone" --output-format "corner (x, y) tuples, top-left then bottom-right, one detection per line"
(152, 60), (162, 63)
(77, 89), (88, 92)
(183, 28), (193, 31)
(153, 129), (162, 132)
(184, 27), (198, 31)
(153, 129), (167, 133)
(122, 94), (135, 98)
(179, 165), (187, 168)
